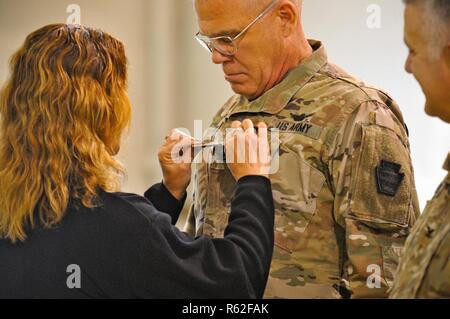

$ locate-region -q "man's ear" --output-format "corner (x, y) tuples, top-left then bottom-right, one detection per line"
(277, 1), (299, 37)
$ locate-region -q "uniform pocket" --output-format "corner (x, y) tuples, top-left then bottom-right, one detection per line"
(348, 124), (413, 230)
(273, 144), (325, 253)
(201, 159), (236, 238)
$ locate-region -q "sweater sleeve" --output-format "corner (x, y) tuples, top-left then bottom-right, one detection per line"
(133, 175), (274, 298)
(143, 182), (187, 225)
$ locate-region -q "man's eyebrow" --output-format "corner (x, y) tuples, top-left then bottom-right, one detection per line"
(202, 29), (241, 38)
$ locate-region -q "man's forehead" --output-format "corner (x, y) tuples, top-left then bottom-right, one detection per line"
(196, 0), (242, 37)
(195, 0), (269, 15)
(195, 0), (265, 36)
(404, 5), (424, 45)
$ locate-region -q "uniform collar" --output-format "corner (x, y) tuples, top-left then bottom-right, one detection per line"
(226, 39), (328, 116)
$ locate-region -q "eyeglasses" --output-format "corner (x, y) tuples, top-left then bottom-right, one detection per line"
(195, 0), (278, 56)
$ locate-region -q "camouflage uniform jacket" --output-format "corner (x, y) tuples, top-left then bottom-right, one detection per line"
(185, 40), (420, 298)
(390, 153), (450, 299)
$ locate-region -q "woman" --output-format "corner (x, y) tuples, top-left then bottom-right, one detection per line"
(0, 24), (274, 298)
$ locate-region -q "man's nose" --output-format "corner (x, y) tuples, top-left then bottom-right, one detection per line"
(211, 48), (232, 64)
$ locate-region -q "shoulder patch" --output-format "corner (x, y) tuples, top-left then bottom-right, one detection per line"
(375, 160), (405, 197)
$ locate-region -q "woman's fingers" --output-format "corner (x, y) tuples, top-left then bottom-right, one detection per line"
(230, 121), (242, 129)
(256, 122), (267, 137)
(242, 119), (255, 134)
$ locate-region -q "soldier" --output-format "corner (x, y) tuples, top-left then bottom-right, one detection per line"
(186, 0), (420, 298)
(390, 0), (450, 299)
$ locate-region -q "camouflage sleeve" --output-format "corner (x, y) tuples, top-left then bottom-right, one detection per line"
(328, 100), (420, 298)
(183, 203), (196, 237)
(418, 230), (450, 298)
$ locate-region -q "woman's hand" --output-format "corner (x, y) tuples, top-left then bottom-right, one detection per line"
(158, 129), (195, 200)
(226, 119), (271, 181)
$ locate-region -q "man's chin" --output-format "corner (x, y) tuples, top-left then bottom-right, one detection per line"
(425, 101), (436, 116)
(229, 83), (249, 96)
(424, 100), (450, 123)
(229, 83), (258, 100)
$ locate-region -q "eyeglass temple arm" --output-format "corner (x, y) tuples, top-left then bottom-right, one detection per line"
(233, 0), (278, 41)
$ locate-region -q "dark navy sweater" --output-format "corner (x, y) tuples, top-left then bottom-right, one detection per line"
(0, 176), (274, 299)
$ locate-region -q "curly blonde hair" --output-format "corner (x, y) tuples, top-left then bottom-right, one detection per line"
(0, 24), (131, 242)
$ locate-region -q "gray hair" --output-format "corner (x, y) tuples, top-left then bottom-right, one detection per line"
(194, 0), (303, 15)
(404, 0), (450, 59)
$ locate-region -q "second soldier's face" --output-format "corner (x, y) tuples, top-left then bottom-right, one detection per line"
(404, 5), (450, 123)
(195, 0), (285, 100)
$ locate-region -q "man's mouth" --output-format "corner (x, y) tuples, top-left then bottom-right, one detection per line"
(224, 73), (246, 83)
